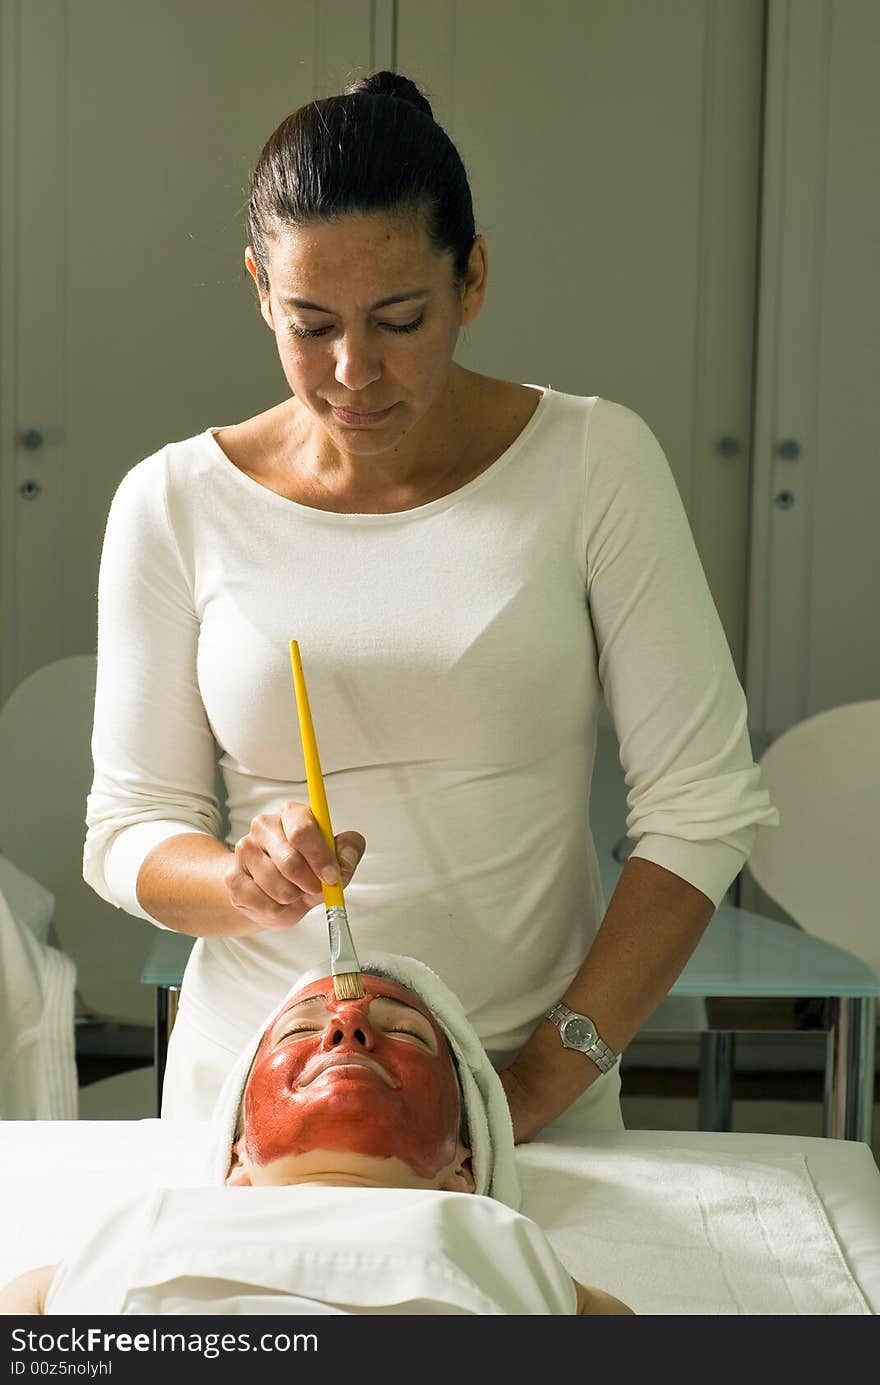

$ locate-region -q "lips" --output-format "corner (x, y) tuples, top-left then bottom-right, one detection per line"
(331, 404), (395, 422)
(297, 1051), (397, 1089)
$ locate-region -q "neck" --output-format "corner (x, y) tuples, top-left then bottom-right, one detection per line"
(247, 1148), (446, 1190)
(296, 367), (477, 505)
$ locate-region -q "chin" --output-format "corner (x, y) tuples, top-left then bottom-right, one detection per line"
(329, 426), (408, 457)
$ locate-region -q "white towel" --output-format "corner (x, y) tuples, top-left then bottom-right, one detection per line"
(206, 952), (521, 1208)
(516, 1138), (872, 1315)
(0, 865), (78, 1120)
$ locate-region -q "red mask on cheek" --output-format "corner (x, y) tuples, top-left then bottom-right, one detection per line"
(242, 976), (462, 1180)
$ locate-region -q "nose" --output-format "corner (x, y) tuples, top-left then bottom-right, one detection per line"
(320, 1001), (376, 1052)
(333, 328), (382, 393)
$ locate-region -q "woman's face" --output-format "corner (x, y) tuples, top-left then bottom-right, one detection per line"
(244, 212), (486, 456)
(231, 974), (467, 1188)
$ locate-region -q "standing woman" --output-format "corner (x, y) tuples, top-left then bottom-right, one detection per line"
(84, 70), (777, 1132)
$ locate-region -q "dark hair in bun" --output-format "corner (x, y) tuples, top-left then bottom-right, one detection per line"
(343, 69), (435, 119)
(247, 70), (475, 294)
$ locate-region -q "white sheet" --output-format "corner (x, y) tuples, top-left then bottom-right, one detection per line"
(0, 860), (77, 1120)
(44, 1186), (578, 1316)
(517, 1135), (870, 1314)
(1, 1122), (877, 1315)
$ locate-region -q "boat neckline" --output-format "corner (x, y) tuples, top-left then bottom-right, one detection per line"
(200, 383), (553, 522)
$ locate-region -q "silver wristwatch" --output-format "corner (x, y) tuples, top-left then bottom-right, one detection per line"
(544, 1002), (618, 1073)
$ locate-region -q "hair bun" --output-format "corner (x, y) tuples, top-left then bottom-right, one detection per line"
(344, 70), (434, 120)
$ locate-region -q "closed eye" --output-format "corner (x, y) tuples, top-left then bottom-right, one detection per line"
(275, 1024), (323, 1045)
(386, 1026), (432, 1047)
(291, 316), (424, 340)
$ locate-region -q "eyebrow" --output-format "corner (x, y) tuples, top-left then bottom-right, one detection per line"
(281, 290), (432, 313)
(370, 996), (431, 1018)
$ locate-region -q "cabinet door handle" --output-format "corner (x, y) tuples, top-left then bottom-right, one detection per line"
(17, 428), (45, 450)
(777, 438), (801, 460)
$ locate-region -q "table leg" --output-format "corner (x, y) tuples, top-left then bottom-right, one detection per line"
(153, 986), (180, 1118)
(824, 996), (876, 1142)
(154, 986), (167, 1117)
(698, 1032), (734, 1130)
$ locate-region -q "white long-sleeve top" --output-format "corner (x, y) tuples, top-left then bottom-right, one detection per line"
(84, 387), (778, 1063)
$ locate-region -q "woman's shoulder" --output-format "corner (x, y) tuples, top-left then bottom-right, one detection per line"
(491, 382), (650, 446)
(581, 396), (670, 475)
(539, 388), (650, 436)
(104, 427), (226, 543)
(532, 390), (667, 473)
(116, 419), (239, 505)
(211, 401), (297, 485)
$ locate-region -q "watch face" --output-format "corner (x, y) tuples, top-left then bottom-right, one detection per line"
(561, 1016), (595, 1049)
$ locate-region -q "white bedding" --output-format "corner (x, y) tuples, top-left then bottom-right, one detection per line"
(0, 859), (77, 1120)
(1, 1122), (877, 1315)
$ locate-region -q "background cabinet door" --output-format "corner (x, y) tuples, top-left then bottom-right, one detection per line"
(739, 0), (880, 923)
(398, 0), (765, 684)
(0, 0), (385, 700)
(1, 0), (763, 701)
(747, 0), (880, 735)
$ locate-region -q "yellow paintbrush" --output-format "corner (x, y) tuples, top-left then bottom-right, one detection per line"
(289, 639), (364, 1001)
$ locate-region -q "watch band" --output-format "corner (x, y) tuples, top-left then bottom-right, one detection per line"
(544, 1001), (618, 1074)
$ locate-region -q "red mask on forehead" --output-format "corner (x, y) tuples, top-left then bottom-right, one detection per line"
(242, 974), (462, 1179)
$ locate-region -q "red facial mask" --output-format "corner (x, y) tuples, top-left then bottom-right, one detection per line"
(242, 975), (462, 1180)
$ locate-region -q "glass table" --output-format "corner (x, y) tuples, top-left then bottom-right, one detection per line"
(141, 907), (878, 1140)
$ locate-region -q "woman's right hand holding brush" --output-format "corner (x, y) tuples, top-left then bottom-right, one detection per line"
(224, 801), (366, 932)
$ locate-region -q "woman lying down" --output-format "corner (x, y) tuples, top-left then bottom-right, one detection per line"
(0, 954), (634, 1316)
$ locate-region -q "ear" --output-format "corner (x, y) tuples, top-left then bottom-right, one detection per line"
(438, 1143), (476, 1195)
(459, 236), (487, 327)
(224, 1137), (254, 1187)
(243, 246), (275, 331)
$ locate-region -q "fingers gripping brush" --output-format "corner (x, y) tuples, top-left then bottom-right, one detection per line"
(289, 640), (365, 1002)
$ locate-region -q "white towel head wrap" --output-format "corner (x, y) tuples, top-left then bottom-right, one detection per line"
(207, 951), (521, 1209)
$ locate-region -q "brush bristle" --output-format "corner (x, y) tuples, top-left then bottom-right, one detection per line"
(333, 970), (365, 1001)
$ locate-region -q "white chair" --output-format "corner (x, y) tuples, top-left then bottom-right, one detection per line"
(746, 701), (879, 1143)
(745, 700), (880, 978)
(0, 656), (156, 1118)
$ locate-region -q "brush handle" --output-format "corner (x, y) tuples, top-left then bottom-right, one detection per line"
(289, 640), (345, 909)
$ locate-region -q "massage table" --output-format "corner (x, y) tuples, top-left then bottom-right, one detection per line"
(1, 1122), (877, 1314)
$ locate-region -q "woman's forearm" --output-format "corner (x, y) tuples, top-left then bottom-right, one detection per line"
(136, 834), (258, 937)
(563, 856), (716, 1054)
(503, 856), (716, 1138)
(135, 805), (362, 939)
